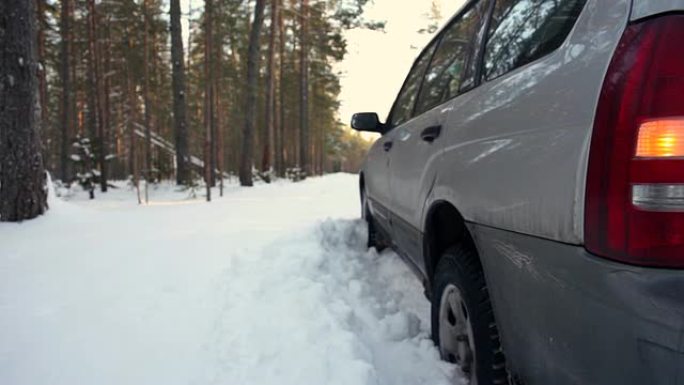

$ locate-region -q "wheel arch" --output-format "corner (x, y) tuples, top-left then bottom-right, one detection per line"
(423, 200), (480, 291)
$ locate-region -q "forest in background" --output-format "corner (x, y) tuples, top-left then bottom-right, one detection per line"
(32, 0), (379, 200)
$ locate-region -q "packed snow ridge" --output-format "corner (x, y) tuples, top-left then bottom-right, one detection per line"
(0, 174), (459, 385)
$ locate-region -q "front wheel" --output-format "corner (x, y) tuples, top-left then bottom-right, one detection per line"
(361, 191), (386, 252)
(431, 246), (507, 385)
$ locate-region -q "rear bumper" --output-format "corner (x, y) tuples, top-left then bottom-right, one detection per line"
(469, 223), (684, 385)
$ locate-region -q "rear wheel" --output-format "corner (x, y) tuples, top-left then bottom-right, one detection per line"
(431, 246), (507, 385)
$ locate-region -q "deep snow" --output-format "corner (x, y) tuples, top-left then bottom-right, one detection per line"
(0, 174), (459, 385)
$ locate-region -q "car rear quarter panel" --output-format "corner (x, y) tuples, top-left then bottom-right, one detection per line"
(427, 0), (631, 244)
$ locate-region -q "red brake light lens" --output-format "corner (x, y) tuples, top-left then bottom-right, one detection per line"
(585, 15), (684, 268)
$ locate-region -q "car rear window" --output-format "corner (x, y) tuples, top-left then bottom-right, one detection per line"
(483, 0), (587, 81)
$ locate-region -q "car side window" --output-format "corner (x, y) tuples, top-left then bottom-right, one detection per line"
(415, 1), (488, 115)
(483, 0), (587, 81)
(388, 43), (437, 128)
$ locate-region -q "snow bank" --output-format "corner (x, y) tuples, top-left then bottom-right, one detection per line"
(0, 174), (458, 385)
(207, 219), (456, 385)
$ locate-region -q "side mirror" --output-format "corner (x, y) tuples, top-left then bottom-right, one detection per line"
(351, 112), (385, 134)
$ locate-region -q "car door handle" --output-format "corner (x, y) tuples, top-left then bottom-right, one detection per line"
(383, 141), (393, 151)
(420, 125), (442, 143)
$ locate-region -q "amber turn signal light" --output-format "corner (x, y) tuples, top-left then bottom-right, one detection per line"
(636, 118), (684, 158)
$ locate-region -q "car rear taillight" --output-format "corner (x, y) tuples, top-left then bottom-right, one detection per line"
(586, 15), (684, 268)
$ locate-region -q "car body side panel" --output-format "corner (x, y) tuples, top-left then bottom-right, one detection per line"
(427, 0), (631, 244)
(363, 136), (392, 229)
(389, 108), (447, 274)
(631, 0), (684, 20)
(470, 223), (684, 385)
(389, 111), (444, 226)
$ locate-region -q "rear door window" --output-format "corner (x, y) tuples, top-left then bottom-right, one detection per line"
(483, 0), (587, 81)
(415, 0), (488, 115)
(388, 43), (437, 128)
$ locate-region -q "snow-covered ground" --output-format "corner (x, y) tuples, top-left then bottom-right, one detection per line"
(0, 174), (458, 385)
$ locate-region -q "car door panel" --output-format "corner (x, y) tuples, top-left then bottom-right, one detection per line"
(389, 110), (446, 274)
(363, 136), (392, 231)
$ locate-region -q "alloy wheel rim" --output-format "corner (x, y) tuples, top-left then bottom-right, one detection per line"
(439, 283), (477, 384)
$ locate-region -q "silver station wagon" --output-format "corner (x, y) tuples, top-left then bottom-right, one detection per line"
(352, 0), (684, 384)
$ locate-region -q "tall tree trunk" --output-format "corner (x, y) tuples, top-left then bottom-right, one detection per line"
(143, 0), (152, 202)
(216, 85), (224, 196)
(317, 88), (324, 174)
(298, 0), (309, 178)
(87, 0), (107, 193)
(276, 0), (286, 177)
(239, 0), (267, 187)
(85, 1), (97, 145)
(261, 0), (278, 181)
(226, 33), (239, 175)
(125, 31), (141, 204)
(204, 0), (214, 200)
(101, 14), (111, 191)
(170, 0), (189, 186)
(59, 0), (72, 182)
(35, 0), (48, 162)
(69, 9), (77, 137)
(207, 0), (217, 189)
(151, 28), (162, 178)
(214, 25), (224, 196)
(187, 1), (193, 75)
(209, 2), (219, 189)
(0, 0), (48, 221)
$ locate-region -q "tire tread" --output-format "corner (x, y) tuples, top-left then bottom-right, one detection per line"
(431, 245), (508, 385)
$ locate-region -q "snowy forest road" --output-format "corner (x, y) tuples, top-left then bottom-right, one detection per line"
(0, 174), (458, 385)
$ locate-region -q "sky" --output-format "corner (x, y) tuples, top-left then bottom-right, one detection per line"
(178, 0), (468, 125)
(337, 0), (467, 124)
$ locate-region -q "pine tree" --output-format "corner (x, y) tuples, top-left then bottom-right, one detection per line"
(170, 0), (190, 186)
(86, 0), (107, 193)
(298, 0), (310, 179)
(36, 0), (49, 150)
(239, 0), (267, 187)
(15, 0), (379, 197)
(261, 0), (279, 182)
(143, 0), (152, 202)
(71, 135), (97, 199)
(203, 0), (215, 199)
(59, 0), (72, 182)
(275, 0), (286, 177)
(0, 0), (49, 221)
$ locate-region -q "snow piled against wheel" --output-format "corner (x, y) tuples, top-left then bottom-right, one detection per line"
(210, 219), (456, 385)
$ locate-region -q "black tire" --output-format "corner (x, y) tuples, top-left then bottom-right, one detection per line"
(361, 191), (386, 252)
(431, 245), (507, 385)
